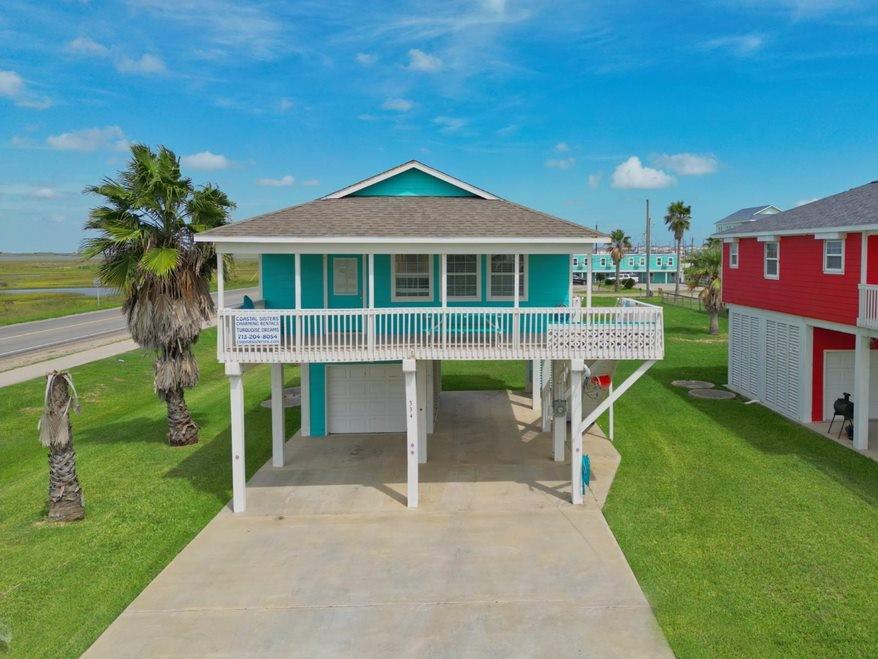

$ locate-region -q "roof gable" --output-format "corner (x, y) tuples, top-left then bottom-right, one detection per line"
(323, 160), (498, 200)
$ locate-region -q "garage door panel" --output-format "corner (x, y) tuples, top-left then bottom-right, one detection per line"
(327, 364), (406, 434)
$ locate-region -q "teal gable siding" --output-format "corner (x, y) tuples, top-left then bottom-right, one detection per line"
(350, 169), (475, 197)
(261, 254), (295, 309)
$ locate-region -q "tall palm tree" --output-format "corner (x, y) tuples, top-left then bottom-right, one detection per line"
(685, 247), (723, 334)
(39, 370), (84, 521)
(608, 229), (632, 292)
(664, 200), (691, 296)
(83, 145), (234, 446)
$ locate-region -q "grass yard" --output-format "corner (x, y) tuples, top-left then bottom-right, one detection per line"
(0, 292), (125, 327)
(602, 302), (878, 657)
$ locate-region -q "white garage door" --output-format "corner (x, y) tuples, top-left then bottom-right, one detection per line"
(822, 351), (878, 421)
(327, 364), (406, 434)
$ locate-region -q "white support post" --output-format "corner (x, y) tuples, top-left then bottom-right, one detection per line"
(322, 254), (328, 308)
(514, 253), (520, 308)
(403, 359), (419, 507)
(586, 250), (593, 308)
(531, 359), (541, 412)
(513, 253), (521, 351)
(552, 360), (565, 462)
(300, 362), (311, 437)
(440, 254), (448, 307)
(417, 361), (427, 464)
(608, 381), (614, 441)
(570, 359), (585, 505)
(367, 253), (375, 352)
(227, 362), (246, 513)
(569, 254), (574, 307)
(576, 360), (656, 438)
(217, 253), (225, 360)
(270, 363), (285, 467)
(294, 253), (302, 353)
(854, 333), (870, 451)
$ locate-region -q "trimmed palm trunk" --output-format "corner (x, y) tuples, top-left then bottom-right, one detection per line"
(614, 261), (621, 291)
(675, 238), (683, 295)
(39, 371), (84, 522)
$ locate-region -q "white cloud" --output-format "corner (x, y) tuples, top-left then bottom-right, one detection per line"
(357, 113), (378, 122)
(66, 37), (109, 57)
(47, 125), (129, 152)
(496, 124), (519, 136)
(545, 157), (576, 170)
(611, 156), (675, 189)
(278, 98), (294, 112)
(702, 34), (764, 57)
(302, 178), (320, 186)
(654, 153), (719, 176)
(433, 115), (466, 133)
(116, 54), (167, 75)
(588, 173), (602, 189)
(258, 175), (294, 187)
(0, 70), (52, 109)
(356, 52), (377, 66)
(796, 197), (819, 207)
(554, 142), (570, 152)
(382, 97), (415, 112)
(181, 151), (232, 170)
(32, 187), (59, 199)
(406, 49), (443, 72)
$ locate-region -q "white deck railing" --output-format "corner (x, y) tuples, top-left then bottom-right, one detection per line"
(217, 305), (664, 363)
(858, 284), (878, 330)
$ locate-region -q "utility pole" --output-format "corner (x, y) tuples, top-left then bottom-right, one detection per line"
(645, 199), (652, 298)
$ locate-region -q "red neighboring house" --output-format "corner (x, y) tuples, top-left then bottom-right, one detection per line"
(716, 181), (878, 454)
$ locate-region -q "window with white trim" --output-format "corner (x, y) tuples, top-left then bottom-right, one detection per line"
(446, 254), (480, 299)
(488, 254), (527, 300)
(823, 239), (844, 274)
(572, 257), (579, 266)
(599, 257), (607, 267)
(668, 257), (674, 266)
(764, 241), (779, 279)
(332, 257), (359, 295)
(656, 256), (663, 267)
(393, 254), (433, 300)
(729, 242), (739, 268)
(639, 257), (645, 267)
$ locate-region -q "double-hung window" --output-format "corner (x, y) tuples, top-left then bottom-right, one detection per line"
(393, 254), (433, 300)
(488, 254), (527, 300)
(823, 239), (844, 274)
(656, 257), (663, 267)
(729, 242), (739, 268)
(446, 254), (480, 300)
(764, 241), (779, 279)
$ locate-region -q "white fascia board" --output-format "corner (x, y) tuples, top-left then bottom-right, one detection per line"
(720, 224), (878, 239)
(813, 232), (845, 240)
(209, 239), (604, 255)
(725, 303), (859, 335)
(756, 235), (778, 242)
(722, 237), (739, 244)
(321, 161), (499, 200)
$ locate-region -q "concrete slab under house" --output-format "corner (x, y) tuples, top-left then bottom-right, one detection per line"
(195, 160), (666, 511)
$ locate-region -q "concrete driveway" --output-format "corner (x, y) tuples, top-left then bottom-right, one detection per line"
(86, 391), (672, 658)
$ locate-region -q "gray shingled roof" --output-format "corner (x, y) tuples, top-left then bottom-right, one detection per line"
(199, 197), (604, 240)
(714, 205), (775, 225)
(715, 182), (878, 236)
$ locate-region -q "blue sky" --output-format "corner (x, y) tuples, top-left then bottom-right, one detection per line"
(1, 0), (877, 252)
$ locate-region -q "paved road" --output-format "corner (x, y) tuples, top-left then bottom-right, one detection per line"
(0, 288), (258, 360)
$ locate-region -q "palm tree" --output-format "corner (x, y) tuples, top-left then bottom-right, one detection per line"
(664, 200), (691, 296)
(83, 145), (234, 446)
(685, 247), (723, 334)
(608, 229), (632, 292)
(39, 371), (84, 521)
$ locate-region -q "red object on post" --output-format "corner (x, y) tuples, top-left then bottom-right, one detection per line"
(591, 374), (612, 389)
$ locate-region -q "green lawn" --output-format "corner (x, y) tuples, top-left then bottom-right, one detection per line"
(0, 292), (126, 327)
(1, 303), (876, 657)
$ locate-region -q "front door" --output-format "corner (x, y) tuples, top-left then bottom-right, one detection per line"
(328, 255), (364, 309)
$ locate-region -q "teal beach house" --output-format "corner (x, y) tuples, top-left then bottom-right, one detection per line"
(572, 252), (684, 285)
(196, 161), (664, 511)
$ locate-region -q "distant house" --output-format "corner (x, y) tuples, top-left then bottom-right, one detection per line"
(714, 183), (878, 454)
(572, 252), (682, 285)
(714, 205), (781, 234)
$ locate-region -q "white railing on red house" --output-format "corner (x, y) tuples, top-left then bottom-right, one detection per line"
(858, 284), (878, 330)
(217, 305), (664, 363)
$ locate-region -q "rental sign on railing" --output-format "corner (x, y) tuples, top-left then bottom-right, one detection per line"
(234, 313), (282, 346)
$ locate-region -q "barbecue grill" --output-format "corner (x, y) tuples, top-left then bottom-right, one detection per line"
(828, 392), (854, 440)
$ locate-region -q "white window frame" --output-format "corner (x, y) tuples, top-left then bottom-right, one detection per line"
(668, 256), (674, 266)
(639, 256), (645, 267)
(823, 239), (844, 275)
(487, 254), (528, 301)
(391, 254), (434, 302)
(729, 242), (739, 269)
(656, 256), (663, 267)
(445, 254), (481, 301)
(764, 241), (780, 279)
(599, 257), (607, 268)
(332, 257), (359, 296)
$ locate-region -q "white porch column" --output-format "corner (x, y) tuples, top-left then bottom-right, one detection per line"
(417, 360), (428, 464)
(531, 359), (541, 412)
(403, 358), (419, 507)
(300, 362), (311, 437)
(513, 253), (520, 308)
(270, 363), (285, 468)
(294, 253), (302, 355)
(440, 254), (448, 307)
(552, 360), (565, 462)
(570, 359), (585, 505)
(227, 362), (246, 513)
(586, 251), (593, 308)
(217, 253), (225, 361)
(854, 333), (870, 451)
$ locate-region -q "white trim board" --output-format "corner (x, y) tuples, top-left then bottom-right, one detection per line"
(209, 241), (602, 256)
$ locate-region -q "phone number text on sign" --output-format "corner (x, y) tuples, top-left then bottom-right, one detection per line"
(234, 314), (281, 346)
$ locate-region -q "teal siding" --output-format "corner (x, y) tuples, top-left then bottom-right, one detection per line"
(261, 254), (295, 309)
(301, 254), (323, 308)
(351, 169), (475, 197)
(309, 363), (326, 437)
(572, 253), (679, 274)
